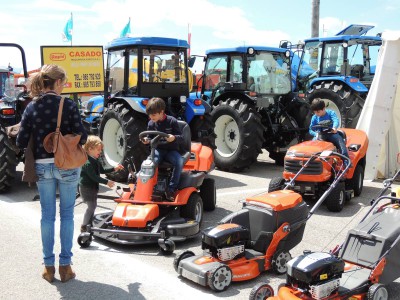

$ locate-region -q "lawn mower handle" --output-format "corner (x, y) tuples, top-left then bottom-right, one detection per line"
(308, 151), (351, 215)
(287, 151), (351, 232)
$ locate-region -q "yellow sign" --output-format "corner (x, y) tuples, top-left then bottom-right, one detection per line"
(320, 273), (328, 280)
(40, 46), (104, 94)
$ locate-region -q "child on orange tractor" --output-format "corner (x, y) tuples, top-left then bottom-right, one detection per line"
(79, 135), (124, 233)
(309, 98), (349, 165)
(142, 97), (184, 201)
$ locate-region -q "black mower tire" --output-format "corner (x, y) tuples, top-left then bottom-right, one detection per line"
(200, 178), (216, 211)
(325, 182), (346, 212)
(173, 250), (195, 273)
(207, 264), (232, 292)
(367, 283), (388, 300)
(99, 102), (148, 182)
(180, 193), (203, 226)
(190, 113), (216, 150)
(211, 98), (264, 172)
(0, 126), (18, 193)
(268, 177), (286, 192)
(347, 164), (364, 197)
(271, 251), (291, 275)
(249, 282), (274, 300)
(307, 81), (365, 128)
(159, 239), (175, 255)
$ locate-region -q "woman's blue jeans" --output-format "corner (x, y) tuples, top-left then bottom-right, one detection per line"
(35, 163), (80, 266)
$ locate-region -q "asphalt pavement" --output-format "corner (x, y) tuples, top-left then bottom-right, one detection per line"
(1, 151), (400, 300)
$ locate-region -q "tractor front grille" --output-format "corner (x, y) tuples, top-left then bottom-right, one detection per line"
(284, 159), (323, 175)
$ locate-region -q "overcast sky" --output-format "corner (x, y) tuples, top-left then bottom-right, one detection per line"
(1, 0), (399, 72)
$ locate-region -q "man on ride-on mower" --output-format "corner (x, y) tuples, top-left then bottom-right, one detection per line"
(309, 98), (349, 165)
(142, 97), (184, 201)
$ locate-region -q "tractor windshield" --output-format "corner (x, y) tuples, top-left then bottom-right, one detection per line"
(203, 55), (228, 90)
(107, 50), (125, 96)
(142, 48), (187, 84)
(247, 51), (291, 94)
(106, 47), (188, 97)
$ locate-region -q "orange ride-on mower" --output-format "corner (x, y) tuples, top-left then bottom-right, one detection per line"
(77, 121), (216, 254)
(269, 120), (368, 212)
(251, 162), (400, 300)
(174, 150), (351, 292)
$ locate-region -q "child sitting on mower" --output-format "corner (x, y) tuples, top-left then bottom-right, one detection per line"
(309, 98), (349, 164)
(142, 97), (184, 201)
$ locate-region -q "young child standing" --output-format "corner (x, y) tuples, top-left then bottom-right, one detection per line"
(79, 135), (124, 232)
(142, 97), (184, 201)
(309, 98), (349, 163)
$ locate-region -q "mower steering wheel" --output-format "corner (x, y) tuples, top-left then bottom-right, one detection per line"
(139, 131), (169, 144)
(311, 124), (333, 132)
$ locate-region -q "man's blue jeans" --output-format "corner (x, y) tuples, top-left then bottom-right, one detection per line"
(154, 149), (184, 191)
(35, 163), (80, 266)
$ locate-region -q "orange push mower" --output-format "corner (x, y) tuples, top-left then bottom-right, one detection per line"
(250, 160), (400, 300)
(174, 150), (351, 291)
(77, 121), (216, 254)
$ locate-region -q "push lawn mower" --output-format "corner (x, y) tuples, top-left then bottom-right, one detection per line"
(77, 121), (216, 254)
(174, 150), (351, 291)
(251, 161), (400, 300)
(269, 120), (368, 212)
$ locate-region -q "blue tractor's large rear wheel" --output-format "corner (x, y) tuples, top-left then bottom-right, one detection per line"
(307, 81), (365, 128)
(99, 102), (148, 182)
(211, 98), (264, 172)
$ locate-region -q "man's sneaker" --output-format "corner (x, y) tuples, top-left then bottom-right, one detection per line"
(165, 190), (176, 201)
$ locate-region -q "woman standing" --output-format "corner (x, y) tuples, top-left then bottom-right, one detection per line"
(17, 64), (87, 283)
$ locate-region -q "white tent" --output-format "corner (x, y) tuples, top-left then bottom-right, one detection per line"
(357, 31), (400, 180)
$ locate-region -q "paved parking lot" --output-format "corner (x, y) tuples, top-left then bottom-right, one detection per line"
(2, 151), (400, 299)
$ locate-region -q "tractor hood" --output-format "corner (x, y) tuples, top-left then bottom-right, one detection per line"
(286, 140), (335, 158)
(335, 24), (374, 36)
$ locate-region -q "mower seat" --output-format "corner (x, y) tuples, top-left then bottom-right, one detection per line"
(158, 120), (191, 169)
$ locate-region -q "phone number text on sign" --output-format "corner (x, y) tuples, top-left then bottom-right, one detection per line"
(74, 73), (102, 89)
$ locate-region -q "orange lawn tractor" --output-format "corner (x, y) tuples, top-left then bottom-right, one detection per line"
(174, 150), (351, 292)
(268, 120), (368, 212)
(251, 156), (400, 300)
(77, 121), (216, 254)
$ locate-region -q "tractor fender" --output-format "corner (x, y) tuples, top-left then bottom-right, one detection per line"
(211, 91), (255, 107)
(106, 96), (147, 114)
(184, 97), (207, 124)
(309, 77), (368, 93)
(83, 95), (104, 123)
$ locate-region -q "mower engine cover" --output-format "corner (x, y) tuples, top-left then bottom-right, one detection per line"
(202, 223), (249, 249)
(287, 251), (344, 284)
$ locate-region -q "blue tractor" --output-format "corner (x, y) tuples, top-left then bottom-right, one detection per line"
(191, 46), (311, 171)
(82, 37), (215, 181)
(289, 24), (382, 128)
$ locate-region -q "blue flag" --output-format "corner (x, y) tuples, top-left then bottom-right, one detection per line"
(62, 15), (73, 42)
(120, 18), (131, 38)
